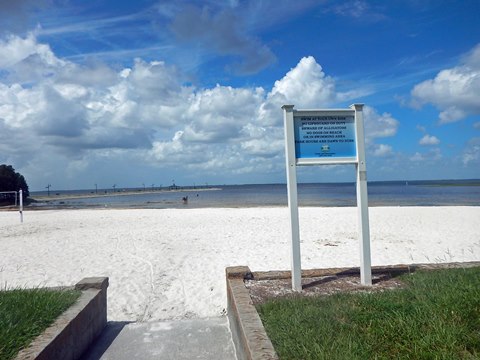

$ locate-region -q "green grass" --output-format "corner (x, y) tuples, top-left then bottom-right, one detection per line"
(257, 267), (480, 359)
(0, 287), (81, 360)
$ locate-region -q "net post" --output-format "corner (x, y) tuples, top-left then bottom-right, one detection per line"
(19, 189), (23, 223)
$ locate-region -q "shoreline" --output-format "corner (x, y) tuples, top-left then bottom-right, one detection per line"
(15, 181), (480, 209)
(30, 187), (221, 202)
(2, 203), (480, 212)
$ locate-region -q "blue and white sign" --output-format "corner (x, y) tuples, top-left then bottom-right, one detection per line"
(294, 115), (356, 160)
(282, 104), (371, 291)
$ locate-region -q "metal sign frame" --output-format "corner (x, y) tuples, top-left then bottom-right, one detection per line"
(283, 104), (372, 291)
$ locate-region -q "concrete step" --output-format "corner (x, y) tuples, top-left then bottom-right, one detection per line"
(81, 317), (237, 360)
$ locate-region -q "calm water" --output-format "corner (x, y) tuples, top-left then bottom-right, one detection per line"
(30, 180), (480, 209)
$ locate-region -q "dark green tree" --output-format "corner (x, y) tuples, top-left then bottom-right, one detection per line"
(0, 164), (29, 204)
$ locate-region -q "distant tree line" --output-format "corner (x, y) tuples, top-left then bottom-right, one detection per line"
(0, 164), (29, 205)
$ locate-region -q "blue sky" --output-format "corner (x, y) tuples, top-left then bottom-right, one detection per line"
(0, 0), (479, 191)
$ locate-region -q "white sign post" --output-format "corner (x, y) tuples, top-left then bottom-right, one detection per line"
(283, 104), (372, 291)
(283, 105), (302, 291)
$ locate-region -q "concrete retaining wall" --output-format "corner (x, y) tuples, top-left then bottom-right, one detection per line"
(15, 277), (109, 360)
(226, 266), (278, 360)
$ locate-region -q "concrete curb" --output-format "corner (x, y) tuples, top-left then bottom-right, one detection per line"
(226, 261), (480, 360)
(15, 277), (109, 360)
(226, 266), (278, 360)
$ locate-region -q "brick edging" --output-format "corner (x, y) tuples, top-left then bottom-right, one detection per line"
(15, 277), (109, 360)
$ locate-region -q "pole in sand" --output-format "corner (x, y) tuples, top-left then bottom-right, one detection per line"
(19, 189), (23, 223)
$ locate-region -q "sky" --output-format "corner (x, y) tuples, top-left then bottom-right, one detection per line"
(0, 0), (479, 191)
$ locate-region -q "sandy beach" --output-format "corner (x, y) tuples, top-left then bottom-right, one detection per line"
(1, 207), (479, 322)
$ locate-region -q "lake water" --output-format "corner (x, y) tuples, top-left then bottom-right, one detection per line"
(30, 180), (480, 209)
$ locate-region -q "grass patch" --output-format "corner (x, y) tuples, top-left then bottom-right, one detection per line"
(257, 267), (480, 359)
(0, 286), (81, 360)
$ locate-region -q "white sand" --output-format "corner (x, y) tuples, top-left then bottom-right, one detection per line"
(1, 207), (479, 322)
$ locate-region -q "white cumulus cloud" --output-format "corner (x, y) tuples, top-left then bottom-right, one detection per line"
(372, 144), (393, 157)
(269, 56), (338, 108)
(419, 134), (440, 146)
(462, 137), (480, 165)
(362, 106), (399, 142)
(0, 35), (401, 187)
(410, 148), (442, 162)
(411, 43), (480, 124)
(410, 152), (424, 162)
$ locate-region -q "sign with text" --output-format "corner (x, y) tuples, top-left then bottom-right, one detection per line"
(294, 114), (356, 162)
(282, 104), (371, 291)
